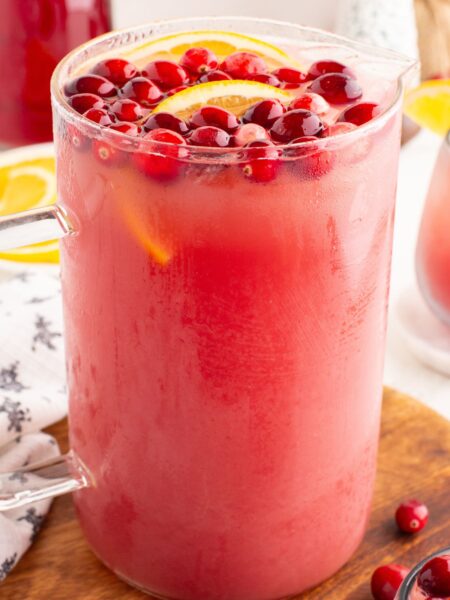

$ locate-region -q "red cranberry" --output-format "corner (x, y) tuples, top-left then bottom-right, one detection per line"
(270, 109), (324, 142)
(233, 123), (270, 147)
(243, 99), (286, 129)
(180, 47), (218, 75)
(64, 74), (116, 98)
(220, 52), (267, 79)
(143, 112), (189, 136)
(338, 102), (380, 125)
(142, 60), (188, 91)
(395, 499), (429, 534)
(92, 138), (126, 167)
(189, 106), (240, 133)
(188, 126), (230, 147)
(307, 60), (355, 80)
(119, 77), (163, 107)
(110, 99), (143, 122)
(166, 85), (189, 96)
(272, 67), (307, 89)
(133, 129), (186, 181)
(371, 564), (409, 600)
(245, 72), (281, 87)
(289, 137), (334, 178)
(92, 58), (137, 86)
(108, 122), (141, 136)
(198, 69), (232, 83)
(289, 92), (330, 115)
(308, 73), (362, 104)
(418, 556), (450, 598)
(66, 124), (89, 151)
(83, 108), (115, 126)
(241, 140), (280, 183)
(68, 93), (106, 114)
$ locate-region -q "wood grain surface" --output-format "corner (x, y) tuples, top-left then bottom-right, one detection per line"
(2, 387), (450, 600)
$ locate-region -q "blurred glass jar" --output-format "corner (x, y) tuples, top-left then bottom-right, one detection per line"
(0, 0), (111, 147)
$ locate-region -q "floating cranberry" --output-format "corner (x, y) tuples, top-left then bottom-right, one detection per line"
(109, 122), (141, 136)
(119, 77), (163, 107)
(142, 60), (188, 91)
(272, 67), (307, 89)
(166, 85), (189, 97)
(188, 126), (230, 147)
(245, 72), (281, 87)
(92, 138), (126, 167)
(92, 58), (137, 86)
(198, 69), (232, 83)
(243, 98), (286, 129)
(289, 92), (330, 115)
(68, 93), (106, 114)
(66, 124), (89, 151)
(308, 73), (362, 104)
(418, 556), (450, 598)
(143, 112), (189, 136)
(289, 137), (334, 178)
(189, 106), (240, 133)
(220, 52), (267, 79)
(270, 109), (324, 142)
(241, 140), (280, 183)
(307, 60), (355, 80)
(110, 99), (143, 122)
(233, 123), (270, 147)
(83, 108), (115, 126)
(338, 102), (380, 125)
(371, 564), (409, 600)
(327, 122), (357, 136)
(133, 129), (187, 182)
(64, 74), (116, 98)
(180, 47), (218, 75)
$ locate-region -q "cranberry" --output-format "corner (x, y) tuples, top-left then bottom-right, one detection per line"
(189, 106), (240, 133)
(272, 67), (307, 89)
(188, 126), (230, 147)
(92, 138), (126, 167)
(308, 73), (362, 104)
(109, 122), (141, 136)
(64, 74), (116, 98)
(133, 129), (186, 181)
(66, 124), (89, 151)
(83, 108), (115, 126)
(119, 77), (163, 107)
(270, 109), (324, 142)
(198, 69), (232, 83)
(289, 92), (330, 115)
(220, 52), (267, 79)
(289, 137), (334, 178)
(68, 93), (106, 114)
(371, 564), (409, 600)
(233, 123), (270, 147)
(307, 60), (355, 80)
(338, 102), (380, 126)
(245, 72), (281, 87)
(142, 60), (188, 91)
(395, 499), (429, 534)
(144, 112), (189, 136)
(327, 122), (357, 136)
(110, 99), (143, 122)
(180, 47), (218, 75)
(166, 85), (189, 97)
(418, 556), (450, 598)
(243, 99), (286, 129)
(241, 140), (280, 183)
(91, 58), (137, 86)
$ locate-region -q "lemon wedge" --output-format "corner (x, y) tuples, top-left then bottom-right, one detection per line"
(404, 79), (450, 136)
(154, 79), (292, 120)
(0, 143), (59, 264)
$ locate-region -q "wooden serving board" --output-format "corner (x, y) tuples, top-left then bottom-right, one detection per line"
(2, 388), (450, 600)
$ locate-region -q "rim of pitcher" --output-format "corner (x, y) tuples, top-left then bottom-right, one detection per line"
(50, 16), (416, 158)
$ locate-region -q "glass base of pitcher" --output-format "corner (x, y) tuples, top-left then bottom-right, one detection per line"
(395, 285), (450, 376)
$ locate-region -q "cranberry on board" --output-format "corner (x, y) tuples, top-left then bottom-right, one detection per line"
(338, 102), (380, 126)
(371, 564), (409, 600)
(180, 47), (218, 75)
(143, 112), (190, 136)
(418, 555), (450, 598)
(133, 128), (187, 182)
(119, 77), (163, 107)
(68, 93), (106, 114)
(91, 58), (137, 86)
(307, 59), (356, 80)
(270, 109), (324, 142)
(64, 74), (116, 98)
(243, 99), (286, 128)
(308, 73), (362, 104)
(240, 140), (280, 183)
(109, 99), (143, 122)
(142, 60), (189, 91)
(188, 126), (231, 147)
(220, 51), (268, 79)
(189, 106), (240, 133)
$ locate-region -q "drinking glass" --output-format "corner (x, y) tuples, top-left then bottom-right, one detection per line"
(0, 18), (416, 599)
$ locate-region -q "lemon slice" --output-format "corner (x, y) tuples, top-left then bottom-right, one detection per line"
(153, 79), (292, 120)
(404, 79), (450, 136)
(0, 143), (59, 264)
(124, 30), (295, 70)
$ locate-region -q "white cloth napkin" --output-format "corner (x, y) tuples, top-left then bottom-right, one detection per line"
(0, 266), (66, 580)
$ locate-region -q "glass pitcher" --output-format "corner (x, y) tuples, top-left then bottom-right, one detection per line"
(0, 18), (417, 599)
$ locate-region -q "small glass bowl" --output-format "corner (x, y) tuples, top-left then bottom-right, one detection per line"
(396, 546), (450, 599)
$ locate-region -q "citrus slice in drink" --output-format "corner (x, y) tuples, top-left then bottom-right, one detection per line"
(404, 79), (450, 136)
(153, 79), (292, 120)
(124, 30), (296, 70)
(0, 143), (59, 264)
